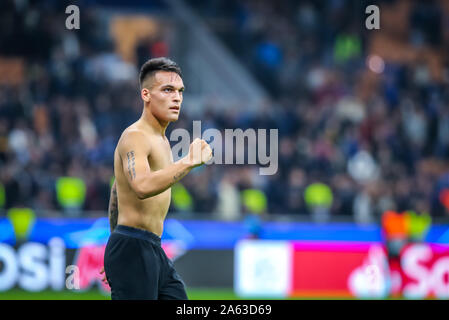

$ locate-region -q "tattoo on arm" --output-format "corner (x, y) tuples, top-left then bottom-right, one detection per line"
(126, 151), (136, 180)
(173, 169), (189, 183)
(108, 183), (118, 233)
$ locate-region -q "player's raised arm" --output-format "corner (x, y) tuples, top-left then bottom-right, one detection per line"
(118, 131), (212, 200)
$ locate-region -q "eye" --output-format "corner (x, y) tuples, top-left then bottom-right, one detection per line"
(163, 88), (173, 93)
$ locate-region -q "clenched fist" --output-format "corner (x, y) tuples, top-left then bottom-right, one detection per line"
(187, 138), (213, 167)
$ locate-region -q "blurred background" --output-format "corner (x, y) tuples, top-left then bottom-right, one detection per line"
(0, 0), (449, 299)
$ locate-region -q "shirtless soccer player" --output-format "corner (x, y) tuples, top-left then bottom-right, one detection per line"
(102, 57), (212, 300)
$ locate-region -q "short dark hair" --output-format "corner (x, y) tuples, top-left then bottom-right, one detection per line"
(139, 57), (182, 88)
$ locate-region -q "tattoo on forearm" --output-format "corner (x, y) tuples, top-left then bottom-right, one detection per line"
(126, 151), (136, 180)
(173, 169), (188, 182)
(108, 185), (118, 232)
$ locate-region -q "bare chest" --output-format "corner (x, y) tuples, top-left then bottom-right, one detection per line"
(147, 138), (173, 171)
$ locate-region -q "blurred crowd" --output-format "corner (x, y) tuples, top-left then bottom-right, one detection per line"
(1, 0), (449, 222)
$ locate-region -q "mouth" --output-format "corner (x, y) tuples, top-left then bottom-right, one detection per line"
(169, 106), (180, 111)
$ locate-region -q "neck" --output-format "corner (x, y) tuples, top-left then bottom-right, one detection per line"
(141, 105), (169, 136)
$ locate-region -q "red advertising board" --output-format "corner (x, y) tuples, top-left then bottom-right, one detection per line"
(290, 242), (374, 297)
(289, 241), (449, 299)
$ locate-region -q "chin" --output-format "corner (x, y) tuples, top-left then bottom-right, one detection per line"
(167, 114), (180, 122)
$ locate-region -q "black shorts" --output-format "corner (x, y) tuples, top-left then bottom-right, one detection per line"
(104, 224), (188, 300)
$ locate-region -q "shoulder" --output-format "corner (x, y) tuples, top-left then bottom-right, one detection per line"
(117, 127), (152, 154)
(120, 127), (149, 142)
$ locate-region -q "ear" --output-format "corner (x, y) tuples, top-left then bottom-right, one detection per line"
(141, 88), (151, 103)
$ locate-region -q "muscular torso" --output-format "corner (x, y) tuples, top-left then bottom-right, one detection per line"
(114, 124), (173, 237)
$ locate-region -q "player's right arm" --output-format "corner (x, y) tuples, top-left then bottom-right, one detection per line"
(108, 179), (118, 233)
(118, 131), (212, 200)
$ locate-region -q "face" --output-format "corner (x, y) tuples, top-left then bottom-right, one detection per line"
(141, 71), (184, 123)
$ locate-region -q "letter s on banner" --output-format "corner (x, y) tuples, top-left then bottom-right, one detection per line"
(402, 244), (432, 299)
(19, 243), (48, 292)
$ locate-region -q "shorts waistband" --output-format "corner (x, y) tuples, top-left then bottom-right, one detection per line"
(114, 225), (161, 246)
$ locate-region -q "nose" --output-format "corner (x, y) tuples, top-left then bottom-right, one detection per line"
(173, 90), (182, 103)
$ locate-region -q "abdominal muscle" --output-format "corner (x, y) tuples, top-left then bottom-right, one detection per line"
(116, 183), (171, 237)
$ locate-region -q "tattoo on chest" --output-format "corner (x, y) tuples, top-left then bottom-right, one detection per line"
(127, 150), (136, 180)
